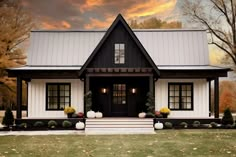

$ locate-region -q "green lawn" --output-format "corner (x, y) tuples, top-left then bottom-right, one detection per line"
(0, 130), (236, 157)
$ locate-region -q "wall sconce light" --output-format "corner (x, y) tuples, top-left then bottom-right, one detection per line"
(101, 88), (107, 94)
(131, 88), (136, 94)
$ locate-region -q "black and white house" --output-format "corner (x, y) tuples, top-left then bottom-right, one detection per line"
(8, 14), (229, 121)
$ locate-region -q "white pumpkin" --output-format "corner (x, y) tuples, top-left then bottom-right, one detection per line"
(154, 122), (163, 130)
(138, 112), (146, 118)
(95, 111), (103, 118)
(75, 122), (85, 130)
(87, 110), (95, 118)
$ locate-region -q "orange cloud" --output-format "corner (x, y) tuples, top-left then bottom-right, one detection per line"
(62, 21), (71, 28)
(85, 17), (113, 29)
(125, 0), (177, 18)
(40, 20), (71, 30)
(83, 0), (177, 29)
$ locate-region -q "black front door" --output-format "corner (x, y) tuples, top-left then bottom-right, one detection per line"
(112, 84), (128, 116)
(90, 77), (149, 117)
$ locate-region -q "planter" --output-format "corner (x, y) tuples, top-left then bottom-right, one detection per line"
(67, 113), (73, 118)
(161, 113), (168, 118)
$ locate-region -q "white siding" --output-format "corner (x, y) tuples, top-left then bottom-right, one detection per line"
(27, 30), (209, 66)
(28, 79), (84, 118)
(155, 79), (209, 118)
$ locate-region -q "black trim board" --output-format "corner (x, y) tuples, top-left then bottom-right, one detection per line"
(78, 14), (160, 78)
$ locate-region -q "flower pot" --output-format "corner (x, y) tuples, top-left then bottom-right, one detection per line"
(67, 113), (73, 118)
(162, 113), (168, 118)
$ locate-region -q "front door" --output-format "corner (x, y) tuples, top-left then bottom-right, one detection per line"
(112, 84), (128, 116)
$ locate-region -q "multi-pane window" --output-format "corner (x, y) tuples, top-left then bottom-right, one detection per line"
(168, 83), (193, 110)
(46, 83), (71, 110)
(114, 43), (125, 64)
(113, 84), (126, 105)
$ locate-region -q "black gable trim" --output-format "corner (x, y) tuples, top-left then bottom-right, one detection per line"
(78, 14), (160, 78)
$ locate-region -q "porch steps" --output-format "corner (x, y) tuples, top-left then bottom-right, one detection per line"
(85, 118), (154, 134)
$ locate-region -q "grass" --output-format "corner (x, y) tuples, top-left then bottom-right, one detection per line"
(0, 130), (235, 157)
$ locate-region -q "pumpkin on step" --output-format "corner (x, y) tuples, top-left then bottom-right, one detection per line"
(75, 121), (85, 130)
(95, 111), (103, 118)
(87, 110), (95, 118)
(138, 112), (146, 118)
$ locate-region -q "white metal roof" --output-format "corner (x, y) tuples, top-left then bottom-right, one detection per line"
(27, 29), (209, 66)
(9, 66), (81, 70)
(158, 65), (228, 70)
(9, 65), (228, 71)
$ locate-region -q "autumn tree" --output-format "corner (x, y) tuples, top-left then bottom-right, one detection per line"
(182, 0), (236, 67)
(219, 80), (236, 112)
(129, 17), (182, 29)
(0, 0), (33, 108)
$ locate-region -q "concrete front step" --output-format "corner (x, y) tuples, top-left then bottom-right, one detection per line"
(86, 125), (153, 128)
(85, 128), (155, 135)
(86, 121), (153, 125)
(86, 118), (153, 122)
(85, 118), (154, 133)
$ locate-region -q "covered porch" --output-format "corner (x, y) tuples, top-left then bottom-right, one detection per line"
(84, 67), (156, 117)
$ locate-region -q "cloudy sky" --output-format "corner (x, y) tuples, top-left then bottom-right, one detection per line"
(21, 0), (181, 30)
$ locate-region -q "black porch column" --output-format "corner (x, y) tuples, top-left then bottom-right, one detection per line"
(208, 79), (211, 117)
(149, 75), (154, 94)
(16, 77), (22, 119)
(214, 77), (219, 118)
(85, 75), (90, 93)
(84, 75), (90, 114)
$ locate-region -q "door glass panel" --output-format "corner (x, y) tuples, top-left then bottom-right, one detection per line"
(113, 84), (126, 105)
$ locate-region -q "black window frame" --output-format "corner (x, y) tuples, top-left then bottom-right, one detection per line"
(46, 83), (71, 111)
(168, 83), (194, 111)
(114, 43), (125, 64)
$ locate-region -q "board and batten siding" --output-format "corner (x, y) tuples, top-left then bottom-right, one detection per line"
(155, 79), (209, 118)
(28, 79), (84, 118)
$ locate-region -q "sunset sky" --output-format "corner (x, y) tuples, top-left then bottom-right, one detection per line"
(20, 0), (225, 65)
(21, 0), (181, 30)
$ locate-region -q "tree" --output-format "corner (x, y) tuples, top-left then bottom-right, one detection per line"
(2, 107), (14, 127)
(145, 92), (155, 118)
(219, 80), (236, 112)
(182, 0), (236, 67)
(129, 17), (182, 29)
(0, 0), (32, 108)
(222, 107), (234, 125)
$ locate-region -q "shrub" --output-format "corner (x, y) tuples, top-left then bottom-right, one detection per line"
(225, 124), (233, 129)
(222, 108), (234, 125)
(2, 107), (14, 127)
(145, 92), (155, 117)
(48, 120), (57, 129)
(179, 122), (188, 128)
(19, 123), (27, 129)
(62, 120), (72, 128)
(192, 121), (200, 128)
(210, 122), (218, 128)
(33, 121), (44, 127)
(164, 122), (173, 129)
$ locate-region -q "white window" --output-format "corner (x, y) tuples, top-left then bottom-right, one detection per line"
(114, 43), (125, 64)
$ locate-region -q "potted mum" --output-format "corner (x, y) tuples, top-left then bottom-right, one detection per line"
(64, 106), (75, 118)
(160, 107), (170, 118)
